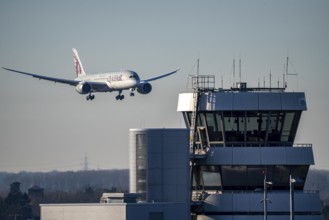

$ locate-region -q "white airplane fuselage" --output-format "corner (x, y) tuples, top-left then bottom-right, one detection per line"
(75, 70), (139, 92)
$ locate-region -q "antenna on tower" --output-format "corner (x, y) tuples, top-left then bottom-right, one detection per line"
(263, 76), (266, 88)
(233, 57), (236, 88)
(221, 76), (223, 89)
(269, 69), (272, 89)
(285, 57), (298, 76)
(239, 57), (241, 83)
(277, 76), (280, 88)
(284, 56), (298, 89)
(197, 58), (200, 77)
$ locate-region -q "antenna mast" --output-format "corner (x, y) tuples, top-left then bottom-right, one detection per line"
(269, 70), (272, 89)
(285, 56), (298, 89)
(197, 58), (199, 76)
(221, 76), (223, 89)
(239, 58), (241, 83)
(233, 58), (236, 87)
(286, 57), (289, 76)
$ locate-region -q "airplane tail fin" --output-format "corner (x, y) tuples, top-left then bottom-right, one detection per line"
(72, 48), (86, 77)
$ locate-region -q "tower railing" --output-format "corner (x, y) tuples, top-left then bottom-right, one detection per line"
(190, 75), (215, 92)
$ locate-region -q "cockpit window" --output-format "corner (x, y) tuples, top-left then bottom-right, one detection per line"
(129, 71), (140, 80)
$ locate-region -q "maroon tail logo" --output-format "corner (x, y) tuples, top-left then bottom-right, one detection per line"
(74, 56), (81, 76)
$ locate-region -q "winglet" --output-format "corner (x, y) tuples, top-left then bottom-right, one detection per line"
(72, 48), (86, 77)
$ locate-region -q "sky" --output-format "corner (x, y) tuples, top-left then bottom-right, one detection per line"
(0, 0), (328, 172)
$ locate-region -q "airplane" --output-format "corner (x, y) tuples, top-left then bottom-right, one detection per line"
(2, 48), (180, 101)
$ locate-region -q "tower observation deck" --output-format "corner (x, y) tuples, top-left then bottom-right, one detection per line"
(177, 77), (322, 219)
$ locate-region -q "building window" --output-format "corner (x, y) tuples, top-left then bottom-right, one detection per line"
(136, 134), (147, 200)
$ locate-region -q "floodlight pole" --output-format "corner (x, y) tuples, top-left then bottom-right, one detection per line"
(264, 174), (268, 220)
(290, 174), (296, 220)
(263, 171), (272, 220)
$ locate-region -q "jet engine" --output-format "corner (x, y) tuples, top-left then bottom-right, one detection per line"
(137, 82), (152, 94)
(75, 82), (92, 94)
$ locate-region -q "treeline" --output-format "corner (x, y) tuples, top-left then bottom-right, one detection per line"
(0, 169), (329, 219)
(1, 168), (329, 199)
(0, 169), (129, 195)
(1, 168), (329, 197)
(0, 180), (123, 220)
(0, 170), (129, 219)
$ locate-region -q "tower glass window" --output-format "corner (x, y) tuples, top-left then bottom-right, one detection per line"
(184, 110), (302, 147)
(204, 112), (223, 142)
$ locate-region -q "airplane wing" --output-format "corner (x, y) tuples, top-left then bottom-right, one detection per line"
(2, 67), (79, 86)
(143, 67), (180, 82)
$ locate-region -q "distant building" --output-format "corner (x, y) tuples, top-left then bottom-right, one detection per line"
(29, 185), (44, 220)
(29, 185), (44, 198)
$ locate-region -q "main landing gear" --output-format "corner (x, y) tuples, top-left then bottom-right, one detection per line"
(116, 94), (124, 100)
(86, 93), (95, 101)
(116, 91), (124, 100)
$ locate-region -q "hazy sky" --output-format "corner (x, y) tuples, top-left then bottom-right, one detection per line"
(0, 0), (328, 172)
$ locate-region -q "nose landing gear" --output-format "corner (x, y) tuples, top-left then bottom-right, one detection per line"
(86, 94), (95, 101)
(130, 88), (135, 97)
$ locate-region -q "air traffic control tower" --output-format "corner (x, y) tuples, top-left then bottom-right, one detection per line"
(177, 76), (322, 219)
(40, 76), (323, 220)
